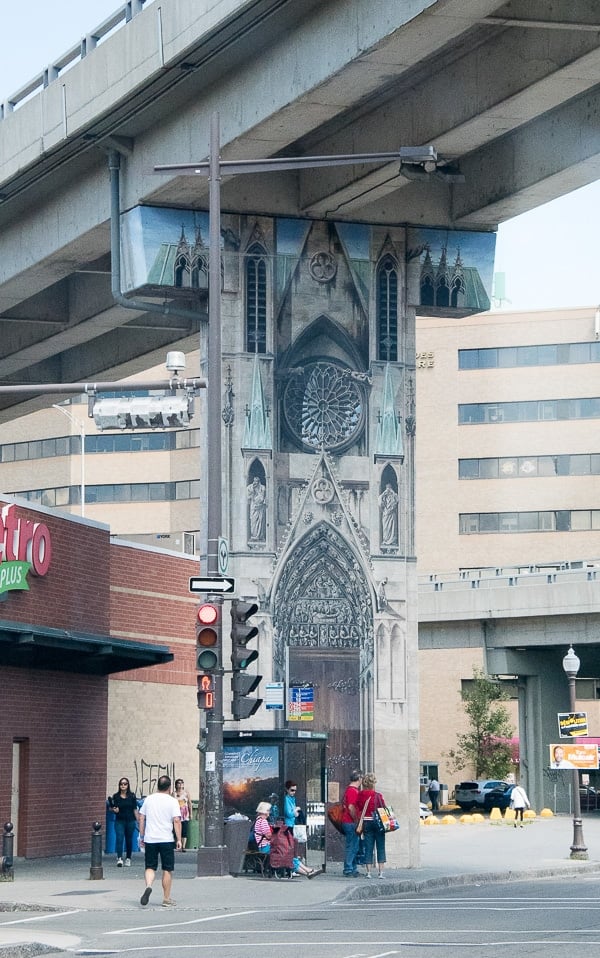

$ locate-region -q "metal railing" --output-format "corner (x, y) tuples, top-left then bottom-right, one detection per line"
(1, 0), (153, 120)
(419, 559), (600, 592)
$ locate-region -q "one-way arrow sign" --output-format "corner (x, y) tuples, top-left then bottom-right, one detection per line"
(189, 575), (235, 594)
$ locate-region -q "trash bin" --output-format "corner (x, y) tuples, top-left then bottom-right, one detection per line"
(224, 817), (251, 876)
(105, 798), (143, 855)
(187, 818), (199, 850)
(440, 785), (449, 807)
(105, 801), (116, 854)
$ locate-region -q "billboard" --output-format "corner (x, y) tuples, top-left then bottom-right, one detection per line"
(549, 742), (599, 769)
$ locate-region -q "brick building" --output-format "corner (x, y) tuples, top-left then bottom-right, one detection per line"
(0, 497), (198, 857)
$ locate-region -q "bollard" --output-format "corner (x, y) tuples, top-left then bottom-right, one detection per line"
(0, 822), (14, 882)
(90, 821), (103, 880)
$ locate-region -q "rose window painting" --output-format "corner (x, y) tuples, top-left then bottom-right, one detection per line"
(282, 361), (365, 452)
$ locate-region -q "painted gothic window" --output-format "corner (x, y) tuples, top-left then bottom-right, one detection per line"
(377, 256), (398, 362)
(245, 244), (267, 353)
(282, 360), (365, 453)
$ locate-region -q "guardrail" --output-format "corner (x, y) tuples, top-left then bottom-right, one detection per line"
(0, 0), (152, 120)
(419, 559), (600, 592)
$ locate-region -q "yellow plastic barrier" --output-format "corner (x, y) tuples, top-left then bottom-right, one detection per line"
(441, 815), (456, 825)
(539, 807), (554, 818)
(489, 806), (503, 823)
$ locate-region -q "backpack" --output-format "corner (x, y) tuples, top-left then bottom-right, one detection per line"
(327, 801), (345, 834)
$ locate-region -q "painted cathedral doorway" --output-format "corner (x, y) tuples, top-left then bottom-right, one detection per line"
(273, 522), (374, 862)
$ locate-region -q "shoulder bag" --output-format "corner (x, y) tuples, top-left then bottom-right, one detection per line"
(373, 793), (399, 833)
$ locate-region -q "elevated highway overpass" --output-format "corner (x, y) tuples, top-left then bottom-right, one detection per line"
(419, 561), (600, 811)
(0, 0), (598, 415)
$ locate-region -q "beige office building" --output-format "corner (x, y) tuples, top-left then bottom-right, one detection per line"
(416, 304), (600, 789)
(3, 305), (599, 793)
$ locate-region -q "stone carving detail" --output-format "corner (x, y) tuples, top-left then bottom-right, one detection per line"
(272, 522), (374, 664)
(282, 361), (365, 452)
(312, 477), (334, 504)
(308, 250), (337, 283)
(247, 475), (267, 542)
(379, 482), (399, 547)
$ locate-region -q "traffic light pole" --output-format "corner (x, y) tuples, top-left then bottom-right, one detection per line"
(197, 112), (227, 876)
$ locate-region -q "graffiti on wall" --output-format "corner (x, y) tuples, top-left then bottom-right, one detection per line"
(133, 759), (176, 797)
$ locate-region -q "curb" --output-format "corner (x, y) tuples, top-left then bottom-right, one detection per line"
(334, 860), (600, 901)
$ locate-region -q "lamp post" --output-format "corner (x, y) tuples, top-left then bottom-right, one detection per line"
(52, 403), (86, 517)
(562, 645), (588, 859)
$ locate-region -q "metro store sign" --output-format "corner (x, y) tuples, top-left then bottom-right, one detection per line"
(0, 504), (52, 594)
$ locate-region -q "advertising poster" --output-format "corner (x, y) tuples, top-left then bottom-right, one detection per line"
(288, 685), (314, 721)
(558, 711), (588, 738)
(549, 742), (598, 769)
(223, 745), (279, 819)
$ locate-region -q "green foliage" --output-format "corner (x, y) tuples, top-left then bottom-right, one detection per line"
(445, 669), (515, 778)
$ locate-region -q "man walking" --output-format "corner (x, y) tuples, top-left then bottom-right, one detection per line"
(341, 770), (364, 877)
(138, 775), (182, 907)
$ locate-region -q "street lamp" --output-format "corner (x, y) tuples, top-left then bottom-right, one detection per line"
(562, 645), (588, 859)
(52, 403), (86, 517)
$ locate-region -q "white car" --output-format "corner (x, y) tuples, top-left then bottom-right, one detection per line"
(454, 779), (508, 810)
(420, 802), (432, 819)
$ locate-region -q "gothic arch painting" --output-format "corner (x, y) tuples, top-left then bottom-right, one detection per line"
(272, 522), (374, 821)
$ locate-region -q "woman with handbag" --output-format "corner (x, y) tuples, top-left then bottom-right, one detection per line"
(357, 772), (387, 879)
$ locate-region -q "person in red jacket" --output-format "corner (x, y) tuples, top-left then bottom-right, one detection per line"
(341, 770), (363, 877)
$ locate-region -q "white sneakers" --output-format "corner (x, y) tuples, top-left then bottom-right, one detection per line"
(116, 858), (123, 867)
(125, 859), (131, 866)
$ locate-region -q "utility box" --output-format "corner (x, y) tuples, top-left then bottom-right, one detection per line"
(224, 817), (251, 875)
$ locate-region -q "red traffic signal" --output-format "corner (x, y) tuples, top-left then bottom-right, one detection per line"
(197, 673), (215, 710)
(196, 603), (221, 671)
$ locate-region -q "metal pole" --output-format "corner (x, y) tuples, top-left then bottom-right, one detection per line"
(197, 111), (226, 876)
(567, 670), (588, 859)
(53, 404), (86, 517)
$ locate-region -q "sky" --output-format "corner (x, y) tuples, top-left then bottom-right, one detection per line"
(1, 0), (599, 314)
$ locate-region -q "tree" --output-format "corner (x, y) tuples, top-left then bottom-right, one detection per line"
(445, 669), (515, 778)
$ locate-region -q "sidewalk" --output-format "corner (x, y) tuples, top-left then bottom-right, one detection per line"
(2, 812), (600, 911)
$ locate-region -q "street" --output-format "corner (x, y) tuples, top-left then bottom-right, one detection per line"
(4, 874), (600, 957)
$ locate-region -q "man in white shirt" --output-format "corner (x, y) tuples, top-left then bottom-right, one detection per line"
(138, 775), (182, 907)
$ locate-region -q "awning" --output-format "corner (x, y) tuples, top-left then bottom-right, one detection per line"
(0, 618), (173, 675)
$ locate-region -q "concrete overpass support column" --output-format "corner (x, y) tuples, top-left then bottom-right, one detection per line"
(487, 647), (572, 814)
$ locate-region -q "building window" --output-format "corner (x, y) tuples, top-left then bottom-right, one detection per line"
(9, 480), (200, 506)
(459, 398), (600, 424)
(377, 256), (398, 361)
(245, 243), (267, 353)
(459, 340), (600, 369)
(460, 509), (600, 534)
(459, 453), (600, 479)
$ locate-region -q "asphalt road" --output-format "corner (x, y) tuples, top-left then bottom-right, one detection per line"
(4, 875), (600, 957)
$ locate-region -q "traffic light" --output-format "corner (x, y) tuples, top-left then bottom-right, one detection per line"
(230, 599), (262, 720)
(196, 602), (221, 671)
(197, 673), (215, 710)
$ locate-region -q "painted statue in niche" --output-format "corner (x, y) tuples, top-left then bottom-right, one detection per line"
(379, 482), (399, 547)
(247, 474), (267, 542)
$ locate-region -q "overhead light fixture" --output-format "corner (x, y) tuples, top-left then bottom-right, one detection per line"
(92, 394), (193, 431)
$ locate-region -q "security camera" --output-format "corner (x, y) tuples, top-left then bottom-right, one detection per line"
(166, 351), (186, 373)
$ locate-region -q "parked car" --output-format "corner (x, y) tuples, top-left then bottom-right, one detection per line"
(455, 779), (509, 810)
(420, 802), (432, 819)
(483, 784), (515, 811)
(580, 786), (599, 811)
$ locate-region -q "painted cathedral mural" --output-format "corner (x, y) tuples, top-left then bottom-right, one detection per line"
(121, 204), (495, 864)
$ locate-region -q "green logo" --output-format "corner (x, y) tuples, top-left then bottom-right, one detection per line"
(0, 561), (32, 594)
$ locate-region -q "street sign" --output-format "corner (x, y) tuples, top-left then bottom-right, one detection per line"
(218, 537), (229, 575)
(189, 576), (235, 594)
